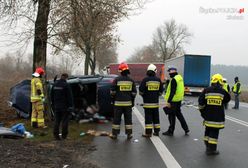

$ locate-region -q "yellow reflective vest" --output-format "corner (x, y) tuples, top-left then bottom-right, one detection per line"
(223, 83), (228, 92)
(31, 77), (44, 102)
(165, 74), (184, 102)
(233, 82), (241, 94)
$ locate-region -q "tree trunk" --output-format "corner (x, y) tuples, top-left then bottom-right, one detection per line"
(84, 46), (91, 75)
(33, 0), (51, 73)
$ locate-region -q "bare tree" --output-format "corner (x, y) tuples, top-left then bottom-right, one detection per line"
(127, 45), (158, 63)
(96, 42), (118, 72)
(0, 0), (148, 75)
(153, 19), (193, 62)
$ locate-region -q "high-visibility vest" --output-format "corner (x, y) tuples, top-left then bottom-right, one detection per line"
(233, 82), (241, 94)
(223, 83), (228, 92)
(31, 77), (44, 102)
(165, 74), (184, 102)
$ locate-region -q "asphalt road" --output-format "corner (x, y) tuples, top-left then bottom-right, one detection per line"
(89, 96), (248, 168)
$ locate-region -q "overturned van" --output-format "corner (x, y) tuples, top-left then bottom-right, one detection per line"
(9, 76), (102, 120)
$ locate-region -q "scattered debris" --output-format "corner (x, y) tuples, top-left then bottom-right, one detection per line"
(86, 130), (110, 136)
(133, 139), (139, 143)
(80, 132), (86, 136)
(193, 138), (199, 141)
(0, 127), (24, 139)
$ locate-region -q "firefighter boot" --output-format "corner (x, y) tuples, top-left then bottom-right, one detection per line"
(206, 144), (219, 155)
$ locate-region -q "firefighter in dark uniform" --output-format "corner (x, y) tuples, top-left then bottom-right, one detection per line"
(110, 62), (137, 139)
(198, 74), (230, 155)
(51, 73), (74, 140)
(163, 66), (189, 136)
(139, 64), (163, 137)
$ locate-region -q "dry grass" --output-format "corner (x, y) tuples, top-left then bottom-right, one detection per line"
(231, 91), (248, 103)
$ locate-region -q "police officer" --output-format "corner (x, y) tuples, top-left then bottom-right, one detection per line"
(139, 64), (163, 137)
(163, 66), (189, 136)
(51, 73), (74, 140)
(222, 78), (230, 109)
(232, 76), (241, 110)
(110, 62), (137, 139)
(198, 74), (230, 155)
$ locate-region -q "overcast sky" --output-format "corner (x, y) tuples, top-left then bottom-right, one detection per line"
(0, 0), (247, 67)
(117, 0), (248, 65)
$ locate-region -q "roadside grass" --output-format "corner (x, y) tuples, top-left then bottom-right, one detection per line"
(2, 118), (96, 143)
(231, 91), (248, 103)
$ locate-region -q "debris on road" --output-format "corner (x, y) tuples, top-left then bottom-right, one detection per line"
(86, 130), (110, 136)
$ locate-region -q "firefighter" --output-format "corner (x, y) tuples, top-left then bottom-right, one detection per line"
(51, 73), (74, 140)
(163, 66), (189, 136)
(232, 76), (241, 109)
(198, 74), (230, 155)
(110, 62), (137, 139)
(31, 67), (46, 128)
(139, 64), (163, 137)
(222, 78), (230, 109)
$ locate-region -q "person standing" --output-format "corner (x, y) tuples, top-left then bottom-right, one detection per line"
(110, 62), (137, 140)
(198, 74), (230, 155)
(222, 78), (230, 109)
(232, 76), (241, 110)
(163, 66), (189, 136)
(51, 73), (74, 140)
(139, 64), (163, 137)
(31, 67), (46, 128)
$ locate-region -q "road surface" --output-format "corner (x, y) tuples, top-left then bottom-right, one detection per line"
(89, 96), (248, 168)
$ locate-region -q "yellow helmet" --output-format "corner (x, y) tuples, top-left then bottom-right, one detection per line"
(211, 73), (223, 85)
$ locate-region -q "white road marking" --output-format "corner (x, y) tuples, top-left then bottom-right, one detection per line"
(133, 107), (182, 168)
(226, 115), (248, 127)
(184, 103), (248, 127)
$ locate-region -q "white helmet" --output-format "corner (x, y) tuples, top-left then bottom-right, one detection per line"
(147, 64), (157, 73)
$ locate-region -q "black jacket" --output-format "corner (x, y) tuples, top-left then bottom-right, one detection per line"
(110, 75), (137, 107)
(139, 76), (163, 104)
(198, 85), (230, 123)
(51, 79), (73, 111)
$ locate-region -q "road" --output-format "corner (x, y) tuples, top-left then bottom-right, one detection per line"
(89, 96), (248, 168)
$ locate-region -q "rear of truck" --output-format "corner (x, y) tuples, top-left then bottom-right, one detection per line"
(164, 54), (211, 94)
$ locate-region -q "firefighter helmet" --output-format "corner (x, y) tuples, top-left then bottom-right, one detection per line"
(35, 67), (45, 75)
(211, 73), (223, 85)
(118, 62), (129, 72)
(147, 64), (157, 73)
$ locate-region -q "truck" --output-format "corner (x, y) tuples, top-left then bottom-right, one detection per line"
(164, 54), (211, 94)
(108, 63), (165, 84)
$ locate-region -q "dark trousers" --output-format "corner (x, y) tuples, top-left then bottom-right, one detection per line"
(167, 102), (189, 133)
(144, 108), (160, 135)
(53, 110), (70, 139)
(234, 94), (240, 109)
(204, 127), (220, 151)
(112, 106), (132, 135)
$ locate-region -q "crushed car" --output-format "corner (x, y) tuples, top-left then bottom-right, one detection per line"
(9, 75), (115, 120)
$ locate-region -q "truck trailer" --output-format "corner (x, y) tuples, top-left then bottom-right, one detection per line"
(164, 54), (211, 94)
(108, 63), (165, 84)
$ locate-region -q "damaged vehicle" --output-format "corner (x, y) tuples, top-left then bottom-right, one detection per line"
(9, 75), (112, 121)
